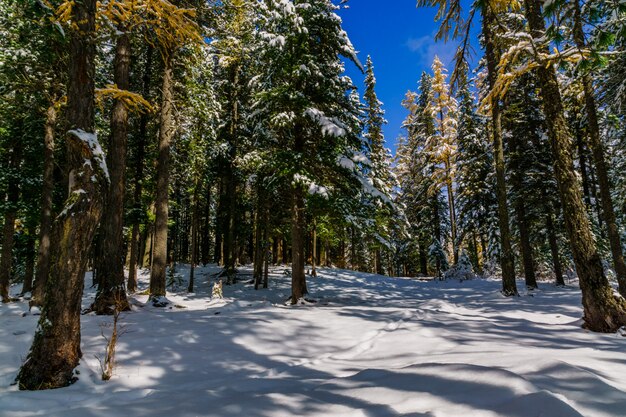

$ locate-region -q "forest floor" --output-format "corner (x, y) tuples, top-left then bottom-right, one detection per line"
(1, 265), (625, 417)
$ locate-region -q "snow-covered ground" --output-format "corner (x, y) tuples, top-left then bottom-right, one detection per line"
(1, 266), (625, 417)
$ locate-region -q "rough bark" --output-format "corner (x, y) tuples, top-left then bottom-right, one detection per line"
(523, 0), (626, 331)
(149, 51), (175, 303)
(572, 0), (626, 297)
(17, 0), (106, 388)
(482, 4), (518, 296)
(92, 32), (131, 314)
(31, 103), (57, 306)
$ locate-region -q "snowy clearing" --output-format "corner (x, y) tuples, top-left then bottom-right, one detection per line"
(1, 266), (625, 417)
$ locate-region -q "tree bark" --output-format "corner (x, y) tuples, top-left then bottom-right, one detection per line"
(92, 31), (131, 314)
(311, 219), (317, 277)
(31, 103), (57, 306)
(128, 43), (153, 293)
(482, 4), (517, 296)
(0, 140), (22, 302)
(507, 126), (538, 289)
(188, 181), (200, 293)
(523, 0), (626, 331)
(290, 186), (308, 303)
(22, 232), (36, 295)
(149, 51), (175, 303)
(546, 211), (565, 286)
(572, 0), (626, 297)
(18, 0), (106, 388)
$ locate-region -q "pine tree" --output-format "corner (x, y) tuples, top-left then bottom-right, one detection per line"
(255, 0), (363, 302)
(522, 0), (626, 331)
(455, 62), (494, 274)
(17, 0), (109, 389)
(427, 56), (459, 264)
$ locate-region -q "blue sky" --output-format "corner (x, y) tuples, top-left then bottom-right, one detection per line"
(338, 0), (460, 154)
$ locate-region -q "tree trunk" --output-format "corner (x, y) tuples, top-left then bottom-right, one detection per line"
(546, 211), (565, 286)
(149, 51), (175, 303)
(311, 219), (317, 277)
(508, 127), (538, 289)
(92, 31), (131, 314)
(201, 182), (212, 265)
(128, 43), (153, 293)
(482, 4), (517, 296)
(31, 103), (57, 306)
(22, 232), (36, 295)
(0, 140), (22, 302)
(253, 191), (264, 289)
(290, 186), (308, 303)
(572, 1), (626, 297)
(445, 166), (458, 264)
(575, 126), (592, 208)
(18, 0), (106, 388)
(188, 181), (200, 293)
(524, 0), (626, 332)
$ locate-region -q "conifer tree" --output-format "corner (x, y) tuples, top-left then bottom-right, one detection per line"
(521, 0), (626, 331)
(256, 0), (363, 302)
(427, 56), (459, 264)
(17, 0), (109, 389)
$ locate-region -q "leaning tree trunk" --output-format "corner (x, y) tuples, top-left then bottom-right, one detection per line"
(572, 0), (626, 298)
(17, 0), (107, 388)
(31, 103), (57, 307)
(92, 31), (131, 314)
(482, 4), (518, 296)
(0, 140), (22, 302)
(149, 51), (175, 305)
(523, 0), (626, 332)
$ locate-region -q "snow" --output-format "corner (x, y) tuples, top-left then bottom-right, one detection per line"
(67, 129), (110, 182)
(1, 266), (626, 416)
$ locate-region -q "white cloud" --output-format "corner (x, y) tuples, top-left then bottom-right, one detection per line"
(405, 34), (456, 70)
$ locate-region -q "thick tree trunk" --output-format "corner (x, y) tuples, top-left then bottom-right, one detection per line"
(17, 0), (106, 388)
(32, 103), (57, 306)
(92, 32), (131, 314)
(524, 0), (626, 332)
(572, 1), (626, 297)
(128, 43), (153, 293)
(149, 51), (175, 304)
(482, 5), (518, 296)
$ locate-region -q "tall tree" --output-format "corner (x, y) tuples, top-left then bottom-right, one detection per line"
(256, 0), (363, 302)
(521, 0), (626, 331)
(17, 0), (109, 388)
